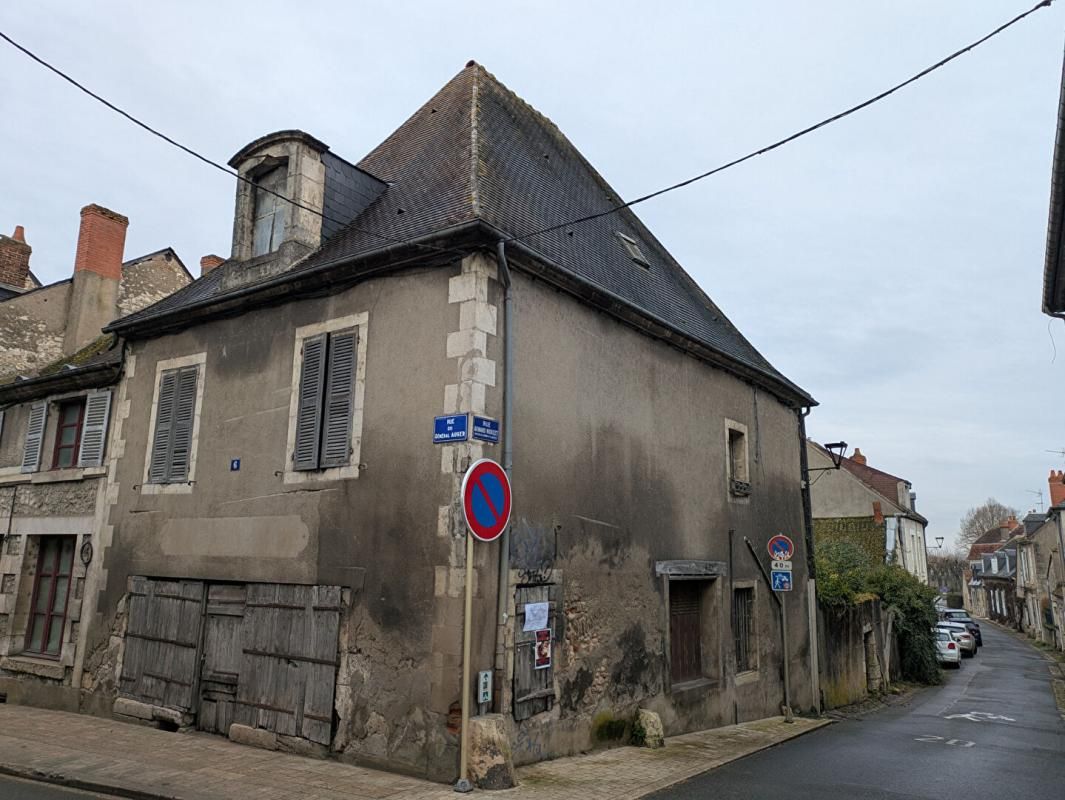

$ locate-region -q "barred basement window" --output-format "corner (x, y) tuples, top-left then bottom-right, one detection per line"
(293, 329), (357, 471)
(733, 587), (754, 672)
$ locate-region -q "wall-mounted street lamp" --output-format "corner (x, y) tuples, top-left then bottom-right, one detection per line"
(809, 441), (849, 473)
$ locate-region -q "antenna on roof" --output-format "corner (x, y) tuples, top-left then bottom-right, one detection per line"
(1045, 448), (1065, 460)
(1026, 489), (1045, 513)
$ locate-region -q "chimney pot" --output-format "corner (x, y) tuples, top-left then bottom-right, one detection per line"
(0, 224), (32, 288)
(1050, 468), (1065, 509)
(852, 448), (867, 466)
(200, 254), (225, 275)
(74, 204), (129, 280)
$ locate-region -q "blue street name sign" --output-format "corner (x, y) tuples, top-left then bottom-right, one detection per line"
(771, 570), (793, 592)
(471, 415), (500, 444)
(433, 414), (469, 443)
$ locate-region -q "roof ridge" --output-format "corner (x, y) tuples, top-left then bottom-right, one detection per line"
(469, 63), (482, 218)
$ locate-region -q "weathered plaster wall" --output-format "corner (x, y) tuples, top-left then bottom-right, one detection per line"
(0, 403), (28, 468)
(89, 261), (498, 781)
(817, 599), (894, 709)
(117, 251), (191, 319)
(502, 267), (813, 762)
(0, 282), (70, 377)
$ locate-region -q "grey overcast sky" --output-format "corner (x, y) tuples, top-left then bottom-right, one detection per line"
(1, 2), (1063, 549)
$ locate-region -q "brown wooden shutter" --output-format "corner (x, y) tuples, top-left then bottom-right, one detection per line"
(293, 334), (326, 470)
(669, 581), (702, 683)
(148, 370), (178, 483)
(319, 329), (356, 468)
(166, 367), (199, 482)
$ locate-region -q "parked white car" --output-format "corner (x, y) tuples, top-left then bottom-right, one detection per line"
(937, 622), (976, 657)
(934, 629), (962, 668)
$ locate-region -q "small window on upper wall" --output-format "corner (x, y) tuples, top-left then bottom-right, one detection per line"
(726, 420), (750, 497)
(251, 165), (288, 257)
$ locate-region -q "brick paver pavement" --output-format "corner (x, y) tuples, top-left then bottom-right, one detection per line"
(0, 705), (829, 799)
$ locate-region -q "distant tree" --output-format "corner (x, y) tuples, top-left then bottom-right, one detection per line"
(957, 498), (1019, 550)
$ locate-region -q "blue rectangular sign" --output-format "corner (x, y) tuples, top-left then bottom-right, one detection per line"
(771, 570), (793, 592)
(433, 414), (469, 443)
(471, 415), (500, 444)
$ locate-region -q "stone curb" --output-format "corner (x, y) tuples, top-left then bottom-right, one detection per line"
(625, 718), (834, 799)
(0, 763), (181, 800)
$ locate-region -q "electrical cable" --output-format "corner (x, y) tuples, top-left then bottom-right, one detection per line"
(504, 0), (1055, 244)
(0, 28), (466, 259)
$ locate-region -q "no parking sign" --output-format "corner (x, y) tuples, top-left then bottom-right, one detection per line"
(461, 458), (512, 542)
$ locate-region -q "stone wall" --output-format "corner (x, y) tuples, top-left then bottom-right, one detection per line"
(817, 598), (898, 709)
(813, 516), (885, 563)
(116, 250), (191, 320)
(0, 281), (70, 377)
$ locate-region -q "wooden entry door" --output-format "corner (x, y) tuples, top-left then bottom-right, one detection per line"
(198, 584), (246, 735)
(120, 578), (205, 712)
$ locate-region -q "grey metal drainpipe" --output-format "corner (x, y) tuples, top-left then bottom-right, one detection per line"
(494, 241), (515, 705)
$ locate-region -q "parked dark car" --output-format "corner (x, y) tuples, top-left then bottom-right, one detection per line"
(941, 609), (982, 646)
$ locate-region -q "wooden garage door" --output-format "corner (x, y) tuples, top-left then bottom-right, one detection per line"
(232, 583), (341, 745)
(119, 578), (205, 712)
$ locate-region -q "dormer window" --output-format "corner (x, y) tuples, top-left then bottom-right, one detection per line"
(251, 165), (288, 257)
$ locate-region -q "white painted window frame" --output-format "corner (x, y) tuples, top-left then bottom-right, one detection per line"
(140, 352), (207, 495)
(283, 312), (368, 485)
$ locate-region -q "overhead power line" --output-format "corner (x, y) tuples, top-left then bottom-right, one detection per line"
(0, 28), (465, 259)
(505, 0), (1056, 244)
(0, 0), (1057, 257)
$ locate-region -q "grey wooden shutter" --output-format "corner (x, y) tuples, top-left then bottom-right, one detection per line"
(148, 370), (178, 483)
(166, 367), (199, 483)
(77, 389), (112, 468)
(293, 334), (326, 470)
(20, 401), (48, 473)
(319, 330), (356, 468)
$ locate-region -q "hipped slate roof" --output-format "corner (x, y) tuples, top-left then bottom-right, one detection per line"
(111, 62), (811, 405)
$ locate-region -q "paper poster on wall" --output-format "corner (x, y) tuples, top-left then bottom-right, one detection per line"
(523, 601), (549, 631)
(534, 628), (552, 670)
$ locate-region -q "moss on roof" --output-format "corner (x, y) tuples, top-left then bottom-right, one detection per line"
(0, 334), (119, 386)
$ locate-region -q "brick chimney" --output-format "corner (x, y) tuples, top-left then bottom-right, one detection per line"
(64, 205), (128, 353)
(852, 448), (867, 466)
(200, 254), (224, 275)
(1050, 469), (1065, 508)
(0, 225), (32, 288)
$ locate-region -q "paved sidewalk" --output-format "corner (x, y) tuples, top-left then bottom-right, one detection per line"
(0, 705), (829, 799)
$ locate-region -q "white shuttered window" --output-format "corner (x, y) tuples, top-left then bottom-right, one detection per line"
(293, 329), (356, 471)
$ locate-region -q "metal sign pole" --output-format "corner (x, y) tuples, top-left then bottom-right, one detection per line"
(456, 530), (475, 793)
(781, 592), (793, 722)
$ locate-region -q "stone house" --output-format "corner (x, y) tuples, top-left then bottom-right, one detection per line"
(1017, 474), (1065, 649)
(963, 520), (1015, 617)
(980, 545), (1018, 627)
(0, 205), (190, 709)
(76, 63), (819, 782)
(807, 443), (929, 584)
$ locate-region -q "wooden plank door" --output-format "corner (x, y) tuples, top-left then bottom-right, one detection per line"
(513, 584), (558, 721)
(198, 583), (246, 735)
(120, 578), (205, 712)
(233, 583), (341, 745)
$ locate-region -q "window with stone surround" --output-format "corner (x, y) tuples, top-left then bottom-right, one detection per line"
(24, 535), (75, 658)
(725, 419), (750, 498)
(284, 314), (368, 484)
(142, 353), (206, 494)
(251, 165), (288, 257)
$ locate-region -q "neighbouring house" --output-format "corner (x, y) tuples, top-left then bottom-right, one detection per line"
(980, 543), (1019, 628)
(1017, 473), (1065, 650)
(70, 63), (820, 782)
(0, 205), (190, 709)
(807, 443), (929, 584)
(963, 518), (1016, 618)
(927, 554), (966, 606)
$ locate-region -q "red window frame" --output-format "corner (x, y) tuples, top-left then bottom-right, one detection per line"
(51, 399), (85, 470)
(24, 536), (75, 658)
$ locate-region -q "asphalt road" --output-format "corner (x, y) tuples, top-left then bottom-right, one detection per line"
(0, 775), (116, 799)
(652, 624), (1065, 800)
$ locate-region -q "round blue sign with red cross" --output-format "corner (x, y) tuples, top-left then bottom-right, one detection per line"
(461, 458), (512, 542)
(767, 534), (795, 561)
